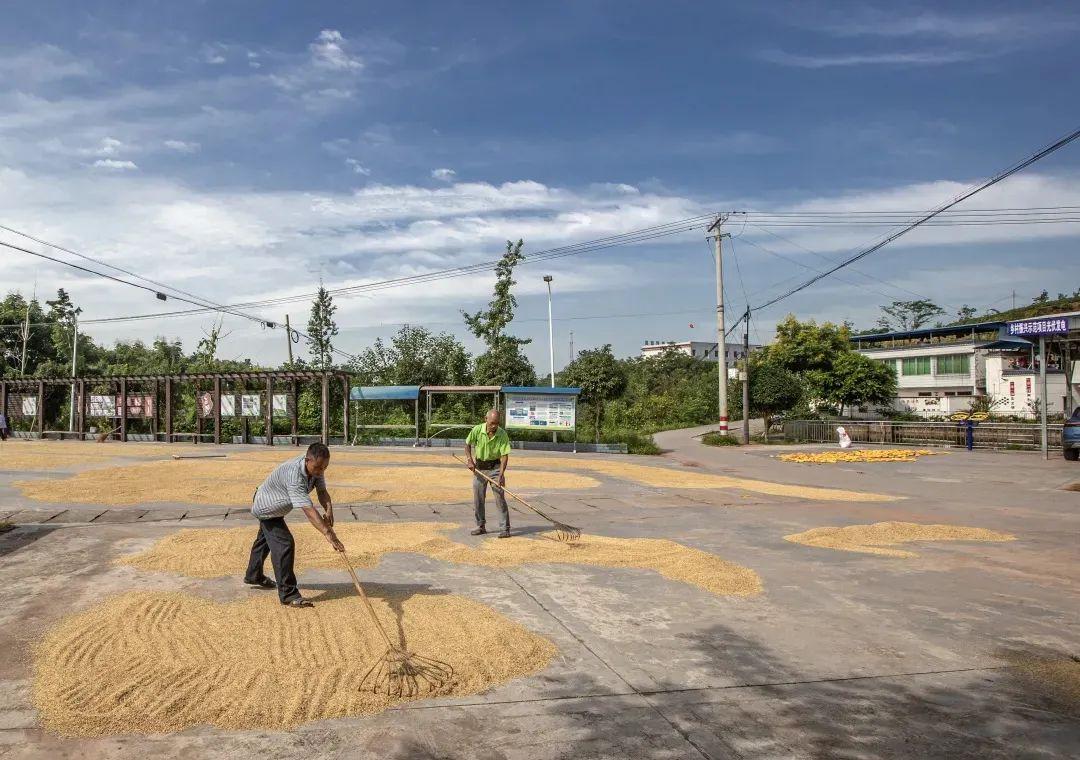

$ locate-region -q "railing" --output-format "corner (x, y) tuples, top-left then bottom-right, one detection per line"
(782, 419), (1063, 451)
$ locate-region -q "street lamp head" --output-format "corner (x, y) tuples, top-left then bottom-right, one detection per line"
(543, 275), (553, 283)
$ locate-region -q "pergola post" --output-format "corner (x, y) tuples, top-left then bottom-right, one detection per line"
(290, 379), (299, 445)
(213, 377), (222, 445)
(152, 380), (160, 438)
(1, 381), (7, 430)
(320, 373), (330, 445)
(195, 381), (203, 445)
(425, 391), (432, 446)
(119, 378), (128, 442)
(342, 375), (350, 445)
(77, 379), (86, 439)
(36, 380), (44, 436)
(164, 379), (173, 443)
(414, 398), (420, 447)
(265, 376), (274, 446)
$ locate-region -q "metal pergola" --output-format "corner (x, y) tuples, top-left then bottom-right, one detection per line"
(421, 385), (501, 443)
(0, 370), (351, 446)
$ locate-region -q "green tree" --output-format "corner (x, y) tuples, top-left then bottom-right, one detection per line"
(561, 344), (628, 442)
(768, 315), (851, 375)
(307, 285), (339, 370)
(819, 352), (896, 416)
(462, 240), (536, 386)
(875, 299), (945, 331)
(0, 292), (50, 376)
(954, 304), (978, 323)
(745, 359), (803, 439)
(351, 324), (471, 386)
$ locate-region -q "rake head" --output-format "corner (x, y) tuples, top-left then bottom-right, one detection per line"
(358, 645), (454, 699)
(552, 522), (582, 543)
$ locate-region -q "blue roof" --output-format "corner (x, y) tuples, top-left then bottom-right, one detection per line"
(502, 386), (581, 395)
(349, 385), (421, 401)
(851, 321), (1005, 342)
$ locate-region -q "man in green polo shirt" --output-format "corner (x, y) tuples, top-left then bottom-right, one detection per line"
(464, 408), (512, 537)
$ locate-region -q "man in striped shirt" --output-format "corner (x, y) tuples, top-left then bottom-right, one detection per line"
(245, 442), (344, 607)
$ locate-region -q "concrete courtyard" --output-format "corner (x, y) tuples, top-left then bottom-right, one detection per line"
(0, 432), (1077, 759)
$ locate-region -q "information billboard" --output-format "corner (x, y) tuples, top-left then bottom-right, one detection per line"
(504, 393), (576, 431)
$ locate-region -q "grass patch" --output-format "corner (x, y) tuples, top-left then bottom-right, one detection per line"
(0, 522), (12, 534)
(701, 432), (741, 446)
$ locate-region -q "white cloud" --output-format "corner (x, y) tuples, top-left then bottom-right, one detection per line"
(431, 168), (456, 181)
(817, 10), (1079, 41)
(90, 159), (138, 170)
(0, 45), (94, 85)
(163, 139), (200, 153)
(200, 44), (227, 65)
(95, 137), (125, 156)
(345, 158), (371, 175)
(760, 49), (980, 68)
(310, 29), (363, 71)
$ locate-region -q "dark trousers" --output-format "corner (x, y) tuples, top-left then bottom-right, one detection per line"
(244, 516), (300, 603)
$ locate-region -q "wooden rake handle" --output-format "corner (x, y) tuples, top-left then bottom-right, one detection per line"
(452, 454), (567, 528)
(337, 550), (395, 649)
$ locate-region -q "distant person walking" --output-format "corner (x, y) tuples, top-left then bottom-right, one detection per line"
(245, 442), (344, 607)
(464, 409), (512, 538)
(0, 412), (8, 441)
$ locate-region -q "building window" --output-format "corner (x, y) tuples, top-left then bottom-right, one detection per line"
(936, 354), (970, 376)
(917, 391), (933, 397)
(902, 357), (931, 376)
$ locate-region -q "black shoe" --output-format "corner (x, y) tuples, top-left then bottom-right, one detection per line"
(470, 527), (487, 536)
(245, 577), (276, 589)
(283, 597), (313, 608)
(498, 530), (512, 538)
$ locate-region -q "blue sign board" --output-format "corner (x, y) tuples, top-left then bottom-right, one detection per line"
(1007, 318), (1069, 337)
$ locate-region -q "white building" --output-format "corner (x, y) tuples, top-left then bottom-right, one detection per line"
(641, 339), (759, 364)
(852, 316), (1079, 418)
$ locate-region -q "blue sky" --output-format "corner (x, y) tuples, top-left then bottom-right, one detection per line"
(1, 1), (1078, 368)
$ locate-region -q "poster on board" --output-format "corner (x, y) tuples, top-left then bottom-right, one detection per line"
(197, 392), (214, 418)
(220, 395), (236, 417)
(272, 393), (289, 418)
(89, 395), (117, 417)
(21, 397), (38, 417)
(504, 393), (576, 431)
(240, 394), (261, 417)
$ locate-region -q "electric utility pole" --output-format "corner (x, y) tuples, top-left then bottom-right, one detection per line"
(742, 306), (750, 444)
(284, 314), (295, 365)
(707, 214), (731, 435)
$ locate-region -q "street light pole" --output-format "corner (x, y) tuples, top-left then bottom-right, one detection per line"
(707, 214), (731, 435)
(544, 275), (556, 444)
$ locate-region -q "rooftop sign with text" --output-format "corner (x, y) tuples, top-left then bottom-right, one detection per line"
(1006, 318), (1068, 337)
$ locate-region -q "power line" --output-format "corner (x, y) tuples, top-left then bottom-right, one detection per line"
(750, 125), (1080, 314)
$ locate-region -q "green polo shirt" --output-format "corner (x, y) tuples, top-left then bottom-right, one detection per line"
(466, 423), (511, 462)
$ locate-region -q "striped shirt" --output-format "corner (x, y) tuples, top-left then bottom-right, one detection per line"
(251, 455), (326, 519)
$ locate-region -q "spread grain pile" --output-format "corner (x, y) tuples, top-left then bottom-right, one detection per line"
(14, 451), (897, 505)
(784, 521), (1015, 557)
(118, 522), (762, 597)
(15, 461), (599, 506)
(33, 589), (557, 736)
(778, 449), (939, 464)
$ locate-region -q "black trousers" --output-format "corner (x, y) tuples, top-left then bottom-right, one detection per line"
(244, 516), (300, 604)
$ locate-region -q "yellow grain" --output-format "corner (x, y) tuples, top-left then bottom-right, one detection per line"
(33, 588), (557, 736)
(117, 521), (763, 597)
(784, 521), (1015, 558)
(14, 461), (599, 506)
(777, 449), (940, 464)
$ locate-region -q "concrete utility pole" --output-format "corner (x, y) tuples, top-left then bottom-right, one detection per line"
(544, 275), (556, 443)
(707, 214), (731, 435)
(284, 314), (295, 365)
(742, 306), (750, 444)
(569, 331), (574, 362)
